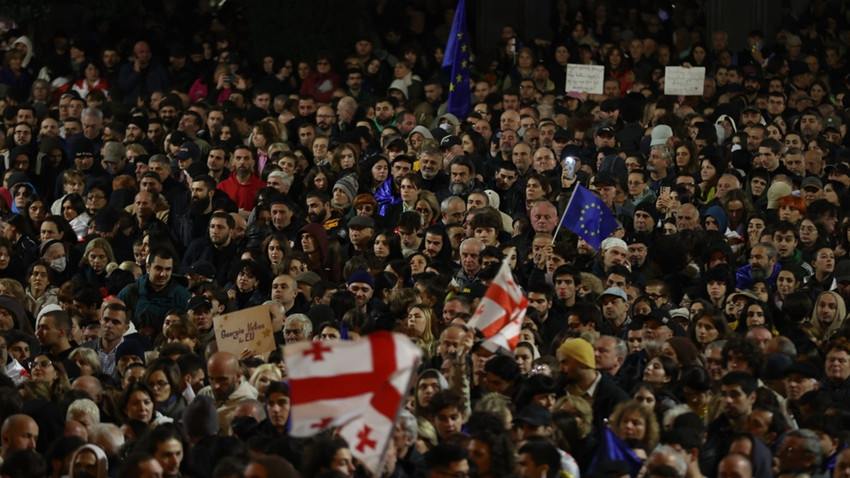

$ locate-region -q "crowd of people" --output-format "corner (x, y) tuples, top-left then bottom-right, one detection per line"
(0, 1), (849, 478)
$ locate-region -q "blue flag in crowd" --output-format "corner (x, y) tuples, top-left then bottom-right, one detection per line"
(560, 184), (619, 251)
(588, 427), (643, 477)
(441, 0), (471, 117)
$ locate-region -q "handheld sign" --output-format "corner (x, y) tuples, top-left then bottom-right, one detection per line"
(664, 66), (705, 96)
(565, 64), (605, 95)
(213, 304), (276, 358)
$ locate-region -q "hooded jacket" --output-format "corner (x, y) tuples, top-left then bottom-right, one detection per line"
(297, 223), (342, 284)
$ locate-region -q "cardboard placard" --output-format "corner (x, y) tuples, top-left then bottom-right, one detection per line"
(565, 64), (605, 95)
(213, 304), (276, 358)
(664, 66), (705, 96)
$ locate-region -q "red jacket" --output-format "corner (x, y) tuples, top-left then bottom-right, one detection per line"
(216, 171), (265, 211)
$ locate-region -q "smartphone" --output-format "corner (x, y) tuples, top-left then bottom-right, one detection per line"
(563, 156), (576, 180)
(661, 186), (671, 197)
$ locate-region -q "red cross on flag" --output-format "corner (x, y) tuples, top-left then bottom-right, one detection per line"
(285, 332), (421, 472)
(467, 256), (528, 353)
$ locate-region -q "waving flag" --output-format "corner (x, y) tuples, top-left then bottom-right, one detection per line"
(589, 427), (643, 477)
(468, 256), (527, 353)
(442, 0), (471, 117)
(285, 332), (421, 472)
(556, 184), (619, 250)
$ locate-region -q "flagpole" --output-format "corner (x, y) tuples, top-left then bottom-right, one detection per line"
(373, 348), (421, 474)
(552, 185), (579, 244)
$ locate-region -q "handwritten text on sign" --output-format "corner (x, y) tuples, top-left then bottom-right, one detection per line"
(213, 304), (276, 358)
(565, 64), (604, 95)
(664, 67), (705, 96)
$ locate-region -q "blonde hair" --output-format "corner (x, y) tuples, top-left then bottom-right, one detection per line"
(80, 237), (116, 268)
(249, 363), (283, 387)
(69, 347), (103, 375)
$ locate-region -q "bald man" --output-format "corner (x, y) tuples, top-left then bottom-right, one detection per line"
(1, 414), (38, 459)
(717, 453), (753, 478)
(197, 352), (258, 434)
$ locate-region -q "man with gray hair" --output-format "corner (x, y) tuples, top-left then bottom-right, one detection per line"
(81, 107), (104, 141)
(283, 314), (313, 344)
(440, 196), (466, 226)
(265, 170), (292, 194)
(394, 409), (423, 473)
(594, 335), (627, 377)
(647, 144), (675, 194)
(645, 444), (688, 478)
(775, 429), (822, 475)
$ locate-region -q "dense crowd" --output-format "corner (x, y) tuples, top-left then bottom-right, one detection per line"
(1, 1), (850, 478)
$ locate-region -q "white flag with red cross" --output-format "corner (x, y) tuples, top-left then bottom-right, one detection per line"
(467, 257), (528, 353)
(284, 332), (421, 472)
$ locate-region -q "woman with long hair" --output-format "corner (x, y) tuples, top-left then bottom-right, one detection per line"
(688, 308), (730, 352)
(73, 238), (115, 292)
(24, 259), (58, 317)
(28, 353), (70, 401)
(329, 142), (360, 178)
(142, 358), (187, 420)
(604, 46), (634, 97)
(674, 141), (700, 177)
(405, 304), (439, 359)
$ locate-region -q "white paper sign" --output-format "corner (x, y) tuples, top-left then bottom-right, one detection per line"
(664, 66), (705, 96)
(565, 64), (605, 95)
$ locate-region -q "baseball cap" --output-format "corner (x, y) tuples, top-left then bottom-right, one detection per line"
(187, 261), (216, 279)
(440, 135), (462, 149)
(187, 296), (212, 311)
(595, 126), (615, 137)
(514, 404), (552, 427)
(593, 171), (617, 187)
(103, 142), (125, 163)
(597, 287), (627, 303)
(175, 142), (200, 161)
(825, 163), (850, 177)
(801, 176), (822, 191)
(650, 125), (673, 146)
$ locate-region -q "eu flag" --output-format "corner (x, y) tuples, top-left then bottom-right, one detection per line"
(558, 184), (619, 251)
(442, 0), (471, 118)
(588, 427), (643, 477)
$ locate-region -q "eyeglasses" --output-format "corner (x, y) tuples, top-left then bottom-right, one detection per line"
(148, 380), (169, 390)
(86, 195), (105, 201)
(31, 359), (52, 369)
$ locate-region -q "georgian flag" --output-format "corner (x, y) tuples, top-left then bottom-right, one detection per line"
(285, 332), (421, 472)
(467, 257), (528, 353)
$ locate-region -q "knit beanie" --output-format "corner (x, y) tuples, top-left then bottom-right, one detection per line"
(766, 182), (792, 209)
(333, 175), (358, 204)
(557, 338), (595, 369)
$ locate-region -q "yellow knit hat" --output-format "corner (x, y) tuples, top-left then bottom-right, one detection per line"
(557, 338), (596, 369)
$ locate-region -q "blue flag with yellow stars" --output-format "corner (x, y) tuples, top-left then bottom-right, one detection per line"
(559, 184), (619, 251)
(442, 0), (471, 118)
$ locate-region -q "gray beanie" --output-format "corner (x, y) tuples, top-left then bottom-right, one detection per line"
(333, 175), (359, 203)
